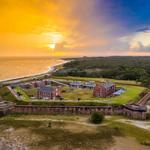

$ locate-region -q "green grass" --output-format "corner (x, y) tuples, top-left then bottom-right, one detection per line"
(15, 87), (29, 101)
(61, 85), (146, 104)
(52, 76), (141, 85)
(15, 100), (109, 106)
(24, 88), (37, 97)
(0, 76), (146, 106)
(1, 85), (145, 106)
(0, 86), (17, 101)
(0, 114), (82, 121)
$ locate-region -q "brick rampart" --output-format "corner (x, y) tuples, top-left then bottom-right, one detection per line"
(12, 105), (123, 115)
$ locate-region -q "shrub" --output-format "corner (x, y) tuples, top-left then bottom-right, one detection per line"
(146, 113), (150, 120)
(89, 112), (104, 124)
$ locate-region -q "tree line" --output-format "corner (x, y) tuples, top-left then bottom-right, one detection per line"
(53, 56), (150, 85)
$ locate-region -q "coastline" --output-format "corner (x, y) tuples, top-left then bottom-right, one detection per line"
(0, 59), (69, 84)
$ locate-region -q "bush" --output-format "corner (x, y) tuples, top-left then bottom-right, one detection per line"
(89, 112), (104, 124)
(146, 113), (150, 120)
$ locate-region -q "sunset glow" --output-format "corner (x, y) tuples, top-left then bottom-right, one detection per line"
(48, 43), (56, 50)
(0, 0), (150, 57)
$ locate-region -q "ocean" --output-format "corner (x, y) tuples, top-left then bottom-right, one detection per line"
(0, 57), (64, 81)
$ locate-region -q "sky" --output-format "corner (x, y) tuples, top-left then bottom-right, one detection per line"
(0, 0), (150, 57)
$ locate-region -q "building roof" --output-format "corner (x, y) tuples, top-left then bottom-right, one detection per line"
(84, 81), (96, 87)
(39, 86), (53, 93)
(70, 81), (83, 86)
(98, 82), (115, 89)
(123, 104), (147, 112)
(113, 89), (125, 95)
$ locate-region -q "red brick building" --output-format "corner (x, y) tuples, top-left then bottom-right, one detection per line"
(93, 82), (116, 98)
(37, 86), (61, 100)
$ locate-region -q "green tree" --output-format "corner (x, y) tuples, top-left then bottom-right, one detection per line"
(89, 112), (104, 124)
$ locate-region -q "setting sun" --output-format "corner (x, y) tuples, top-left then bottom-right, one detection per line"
(48, 43), (56, 49)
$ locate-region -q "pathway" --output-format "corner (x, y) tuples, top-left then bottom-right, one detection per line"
(7, 86), (20, 100)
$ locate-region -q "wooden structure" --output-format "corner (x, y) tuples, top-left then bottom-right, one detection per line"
(93, 82), (116, 98)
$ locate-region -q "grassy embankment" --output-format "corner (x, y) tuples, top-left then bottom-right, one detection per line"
(0, 86), (17, 101)
(15, 87), (29, 101)
(0, 86), (30, 102)
(0, 114), (149, 149)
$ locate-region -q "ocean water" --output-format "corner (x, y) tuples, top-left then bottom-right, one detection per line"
(0, 57), (64, 81)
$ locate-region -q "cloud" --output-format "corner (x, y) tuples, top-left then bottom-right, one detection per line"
(0, 0), (117, 57)
(1, 0), (145, 57)
(130, 41), (150, 52)
(136, 27), (150, 32)
(120, 26), (150, 53)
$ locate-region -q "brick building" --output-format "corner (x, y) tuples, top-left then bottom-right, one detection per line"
(37, 86), (61, 100)
(32, 81), (45, 88)
(93, 82), (115, 98)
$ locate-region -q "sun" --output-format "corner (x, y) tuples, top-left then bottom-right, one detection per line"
(48, 43), (56, 49)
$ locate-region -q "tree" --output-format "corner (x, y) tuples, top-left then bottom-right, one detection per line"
(89, 112), (104, 124)
(139, 76), (150, 86)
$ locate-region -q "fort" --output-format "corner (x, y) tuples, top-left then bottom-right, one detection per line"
(0, 92), (149, 120)
(0, 78), (150, 120)
(8, 104), (146, 120)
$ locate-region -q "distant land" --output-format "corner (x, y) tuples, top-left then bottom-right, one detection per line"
(54, 56), (150, 86)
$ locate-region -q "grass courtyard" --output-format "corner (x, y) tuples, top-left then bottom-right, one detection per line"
(0, 76), (147, 105)
(61, 85), (146, 105)
(22, 84), (146, 105)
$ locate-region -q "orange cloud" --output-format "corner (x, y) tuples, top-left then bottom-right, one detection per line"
(0, 0), (115, 57)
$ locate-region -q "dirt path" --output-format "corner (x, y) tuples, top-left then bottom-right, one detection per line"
(117, 119), (150, 130)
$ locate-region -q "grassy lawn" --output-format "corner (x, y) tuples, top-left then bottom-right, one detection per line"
(52, 76), (141, 85)
(61, 85), (146, 104)
(24, 88), (38, 97)
(15, 87), (29, 101)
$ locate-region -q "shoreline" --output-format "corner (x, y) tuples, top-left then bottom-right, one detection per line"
(0, 59), (69, 84)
